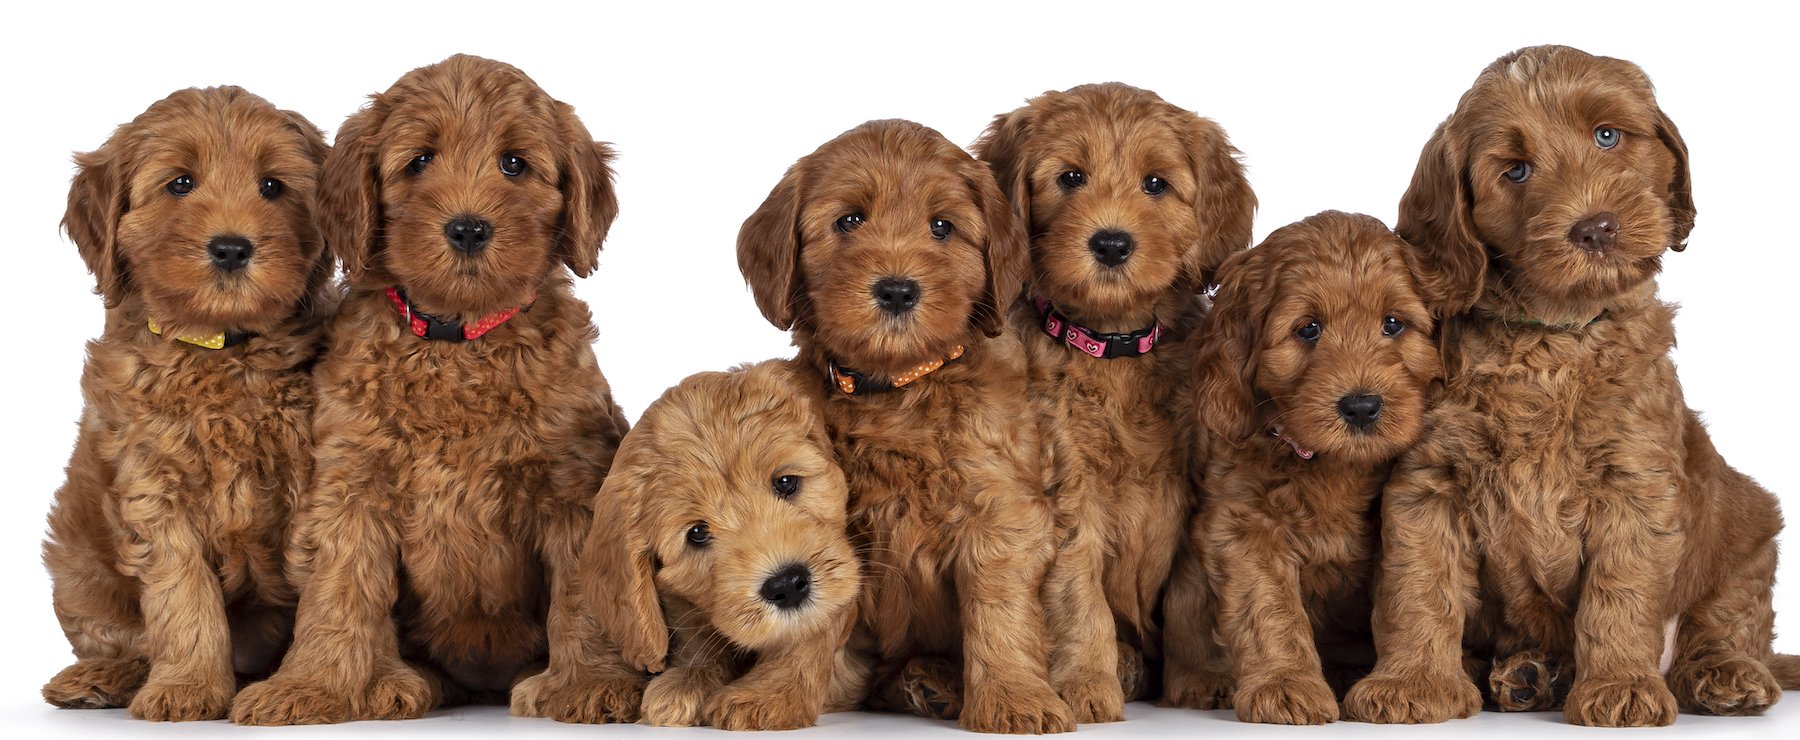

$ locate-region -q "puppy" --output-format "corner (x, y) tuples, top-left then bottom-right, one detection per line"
(524, 360), (865, 730)
(1342, 45), (1797, 727)
(975, 82), (1256, 719)
(1189, 212), (1442, 724)
(41, 87), (332, 721)
(230, 55), (630, 724)
(738, 119), (1074, 733)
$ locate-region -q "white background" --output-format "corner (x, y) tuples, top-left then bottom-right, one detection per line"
(1, 1), (1795, 737)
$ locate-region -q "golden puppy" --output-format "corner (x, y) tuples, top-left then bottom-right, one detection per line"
(230, 55), (630, 725)
(41, 86), (332, 721)
(1342, 45), (1798, 727)
(1189, 212), (1442, 724)
(975, 82), (1256, 719)
(738, 120), (1074, 733)
(525, 360), (865, 730)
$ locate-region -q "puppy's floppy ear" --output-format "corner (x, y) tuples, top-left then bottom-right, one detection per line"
(555, 102), (619, 277)
(1651, 105), (1694, 252)
(1180, 115), (1257, 292)
(737, 165), (805, 330)
(63, 137), (132, 307)
(967, 160), (1030, 337)
(580, 439), (668, 673)
(972, 105), (1035, 224)
(1396, 121), (1486, 317)
(319, 96), (390, 284)
(1193, 246), (1268, 443)
(280, 109), (331, 169)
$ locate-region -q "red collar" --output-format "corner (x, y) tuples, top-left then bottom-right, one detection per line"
(1034, 297), (1164, 359)
(385, 286), (533, 342)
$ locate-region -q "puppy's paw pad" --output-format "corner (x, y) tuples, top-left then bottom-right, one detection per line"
(1671, 656), (1779, 717)
(1343, 671), (1480, 724)
(1489, 650), (1566, 711)
(230, 680), (350, 725)
(1235, 676), (1339, 725)
(902, 656), (964, 720)
(42, 657), (148, 709)
(706, 685), (817, 731)
(1564, 674), (1676, 727)
(129, 678), (232, 722)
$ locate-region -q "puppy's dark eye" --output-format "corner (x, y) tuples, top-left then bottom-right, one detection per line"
(1383, 316), (1405, 337)
(1594, 127), (1621, 150)
(1058, 170), (1086, 190)
(836, 213), (865, 233)
(772, 475), (801, 498)
(500, 153), (528, 177)
(259, 178), (284, 200)
(685, 523), (712, 547)
(167, 175), (194, 197)
(1142, 175), (1167, 196)
(1296, 320), (1321, 342)
(930, 220), (954, 241)
(408, 152), (434, 174)
(1503, 161), (1532, 183)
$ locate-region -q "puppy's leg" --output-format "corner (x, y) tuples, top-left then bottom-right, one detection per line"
(638, 607), (728, 727)
(1042, 520), (1124, 722)
(706, 608), (859, 730)
(43, 447), (150, 709)
(956, 494), (1075, 734)
(1208, 502), (1337, 725)
(116, 471), (235, 722)
(1342, 456), (1482, 723)
(1561, 474), (1680, 727)
(510, 497), (644, 724)
(1667, 538), (1781, 716)
(1160, 537), (1233, 709)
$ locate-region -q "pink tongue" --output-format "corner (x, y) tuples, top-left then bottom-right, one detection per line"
(1295, 447), (1315, 460)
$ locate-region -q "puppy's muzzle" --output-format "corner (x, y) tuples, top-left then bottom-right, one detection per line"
(759, 563), (813, 611)
(1337, 392), (1383, 433)
(872, 277), (921, 316)
(1088, 229), (1135, 267)
(208, 235), (254, 273)
(444, 214), (493, 254)
(1568, 211), (1619, 253)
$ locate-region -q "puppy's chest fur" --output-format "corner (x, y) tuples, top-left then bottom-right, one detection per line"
(87, 324), (322, 601)
(1444, 294), (1683, 610)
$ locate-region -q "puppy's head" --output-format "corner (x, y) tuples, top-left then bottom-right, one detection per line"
(322, 55), (617, 316)
(974, 83), (1255, 316)
(1195, 212), (1441, 464)
(738, 120), (1028, 373)
(586, 361), (858, 662)
(1400, 45), (1692, 315)
(64, 86), (330, 333)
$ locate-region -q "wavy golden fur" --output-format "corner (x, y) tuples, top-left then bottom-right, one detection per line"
(973, 82), (1256, 721)
(230, 55), (630, 725)
(41, 86), (332, 721)
(1342, 45), (1796, 727)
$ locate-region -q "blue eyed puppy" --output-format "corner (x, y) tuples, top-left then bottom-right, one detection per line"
(975, 82), (1256, 719)
(524, 360), (866, 730)
(230, 55), (630, 725)
(738, 120), (1074, 733)
(42, 87), (333, 721)
(1185, 211), (1443, 724)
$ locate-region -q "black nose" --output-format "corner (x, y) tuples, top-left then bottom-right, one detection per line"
(759, 563), (812, 611)
(1088, 230), (1135, 267)
(1568, 211), (1619, 253)
(444, 215), (492, 253)
(1337, 393), (1383, 432)
(872, 277), (921, 315)
(207, 235), (253, 272)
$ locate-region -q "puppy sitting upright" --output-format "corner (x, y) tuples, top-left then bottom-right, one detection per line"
(42, 87), (332, 721)
(523, 360), (865, 730)
(975, 83), (1256, 720)
(739, 120), (1074, 734)
(230, 55), (630, 725)
(1190, 212), (1443, 724)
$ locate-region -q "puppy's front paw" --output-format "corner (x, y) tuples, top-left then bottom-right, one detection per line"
(639, 667), (719, 727)
(363, 664), (437, 720)
(128, 674), (233, 722)
(1055, 669), (1124, 724)
(706, 683), (818, 731)
(962, 681), (1075, 734)
(1159, 666), (1234, 710)
(1342, 670), (1480, 724)
(1565, 672), (1676, 727)
(510, 668), (642, 724)
(1669, 655), (1781, 716)
(230, 677), (351, 725)
(1234, 674), (1338, 725)
(900, 655), (964, 720)
(1489, 650), (1568, 711)
(42, 657), (149, 709)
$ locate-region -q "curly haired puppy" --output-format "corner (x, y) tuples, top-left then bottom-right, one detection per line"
(523, 360), (866, 730)
(739, 119), (1074, 733)
(1342, 45), (1797, 727)
(230, 55), (630, 725)
(41, 87), (332, 721)
(975, 82), (1256, 720)
(1187, 212), (1442, 724)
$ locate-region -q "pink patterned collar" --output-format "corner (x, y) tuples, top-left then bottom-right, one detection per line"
(1033, 297), (1164, 359)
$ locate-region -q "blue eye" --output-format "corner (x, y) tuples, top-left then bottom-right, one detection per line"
(1383, 316), (1405, 337)
(1503, 161), (1532, 183)
(1296, 321), (1321, 342)
(1594, 127), (1620, 150)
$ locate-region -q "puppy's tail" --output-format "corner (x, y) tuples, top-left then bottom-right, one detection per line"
(1770, 654), (1800, 690)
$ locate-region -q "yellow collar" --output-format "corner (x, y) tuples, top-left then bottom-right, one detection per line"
(147, 319), (251, 350)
